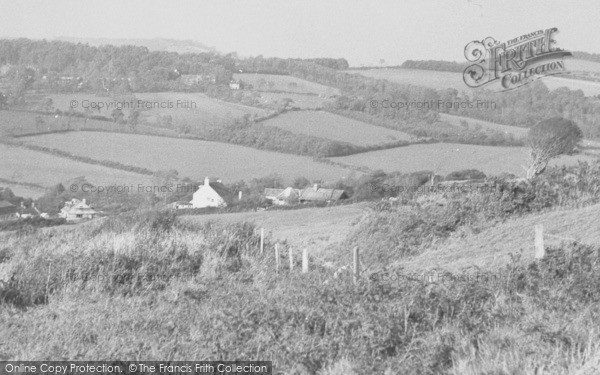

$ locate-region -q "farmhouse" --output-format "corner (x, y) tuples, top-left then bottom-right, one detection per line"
(0, 200), (17, 220)
(59, 198), (99, 221)
(264, 184), (347, 205)
(190, 177), (235, 208)
(16, 202), (41, 219)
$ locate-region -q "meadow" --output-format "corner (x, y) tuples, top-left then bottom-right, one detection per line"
(233, 73), (340, 96)
(346, 68), (467, 91)
(20, 132), (359, 183)
(543, 76), (600, 97)
(0, 142), (155, 192)
(261, 110), (413, 146)
(248, 91), (328, 109)
(45, 92), (269, 131)
(439, 113), (528, 139)
(330, 143), (599, 177)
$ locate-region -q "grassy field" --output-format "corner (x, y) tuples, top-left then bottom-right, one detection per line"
(20, 132), (359, 183)
(543, 76), (600, 96)
(439, 113), (528, 138)
(248, 91), (328, 109)
(401, 202), (600, 273)
(346, 68), (467, 91)
(182, 203), (369, 260)
(233, 73), (340, 96)
(330, 143), (599, 177)
(42, 92), (269, 130)
(261, 110), (413, 146)
(0, 143), (154, 194)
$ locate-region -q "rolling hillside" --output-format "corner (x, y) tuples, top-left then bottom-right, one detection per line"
(233, 73), (340, 96)
(330, 143), (599, 177)
(400, 202), (600, 273)
(20, 132), (359, 183)
(261, 110), (413, 145)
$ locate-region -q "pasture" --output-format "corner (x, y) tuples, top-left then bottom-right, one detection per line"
(439, 113), (528, 138)
(542, 76), (600, 97)
(43, 92), (269, 130)
(261, 110), (413, 146)
(330, 142), (599, 177)
(0, 143), (155, 194)
(346, 68), (468, 91)
(233, 73), (340, 96)
(249, 92), (328, 109)
(20, 132), (359, 183)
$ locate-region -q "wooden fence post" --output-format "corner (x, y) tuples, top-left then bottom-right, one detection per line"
(275, 243), (280, 274)
(289, 247), (294, 271)
(260, 228), (264, 255)
(535, 224), (545, 259)
(302, 248), (309, 273)
(353, 246), (360, 284)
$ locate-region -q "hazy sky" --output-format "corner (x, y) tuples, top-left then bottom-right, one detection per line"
(0, 0), (598, 66)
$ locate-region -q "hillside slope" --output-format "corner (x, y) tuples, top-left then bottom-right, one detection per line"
(400, 203), (600, 273)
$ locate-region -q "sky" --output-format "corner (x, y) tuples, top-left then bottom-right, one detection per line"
(0, 0), (598, 66)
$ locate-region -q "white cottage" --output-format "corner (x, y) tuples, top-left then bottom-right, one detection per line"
(190, 177), (235, 208)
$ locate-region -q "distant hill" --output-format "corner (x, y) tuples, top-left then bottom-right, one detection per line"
(55, 37), (218, 54)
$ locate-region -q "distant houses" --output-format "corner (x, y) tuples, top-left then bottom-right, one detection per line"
(264, 184), (348, 205)
(16, 202), (41, 219)
(0, 201), (17, 220)
(59, 198), (99, 221)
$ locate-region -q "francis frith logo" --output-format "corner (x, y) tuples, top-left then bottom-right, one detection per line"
(463, 27), (572, 91)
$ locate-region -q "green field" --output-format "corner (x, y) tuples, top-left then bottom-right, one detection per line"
(262, 110), (413, 146)
(0, 143), (155, 195)
(20, 132), (359, 183)
(346, 68), (467, 91)
(43, 92), (269, 129)
(330, 143), (599, 177)
(248, 92), (328, 109)
(439, 113), (528, 138)
(233, 73), (340, 96)
(543, 76), (600, 96)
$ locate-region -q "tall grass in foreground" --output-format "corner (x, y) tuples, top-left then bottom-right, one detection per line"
(1, 210), (599, 374)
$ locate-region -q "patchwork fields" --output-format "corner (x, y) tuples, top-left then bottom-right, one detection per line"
(20, 132), (359, 183)
(233, 73), (340, 96)
(261, 110), (413, 146)
(330, 143), (599, 177)
(0, 142), (155, 191)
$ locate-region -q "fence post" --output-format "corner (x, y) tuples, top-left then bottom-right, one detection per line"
(302, 248), (309, 273)
(289, 247), (294, 271)
(260, 228), (264, 255)
(275, 243), (280, 274)
(353, 246), (360, 284)
(535, 224), (545, 259)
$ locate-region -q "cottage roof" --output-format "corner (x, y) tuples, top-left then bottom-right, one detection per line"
(299, 187), (347, 201)
(208, 182), (235, 203)
(0, 200), (16, 215)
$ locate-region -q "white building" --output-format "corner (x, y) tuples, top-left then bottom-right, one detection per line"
(190, 177), (235, 208)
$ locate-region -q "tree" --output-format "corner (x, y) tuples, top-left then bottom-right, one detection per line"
(128, 110), (140, 131)
(111, 108), (125, 124)
(0, 92), (8, 110)
(526, 117), (583, 179)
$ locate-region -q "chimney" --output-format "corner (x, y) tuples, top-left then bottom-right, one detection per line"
(238, 191), (242, 201)
(204, 176), (210, 186)
(82, 198), (86, 205)
(313, 183), (318, 191)
(32, 202), (35, 209)
(20, 201), (24, 208)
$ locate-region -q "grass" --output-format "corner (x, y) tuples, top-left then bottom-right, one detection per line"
(439, 113), (528, 139)
(2, 207), (600, 373)
(20, 132), (359, 183)
(330, 143), (599, 177)
(181, 202), (370, 261)
(543, 76), (600, 97)
(233, 73), (340, 96)
(44, 92), (269, 130)
(0, 142), (155, 192)
(261, 110), (413, 146)
(247, 92), (328, 109)
(346, 68), (467, 91)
